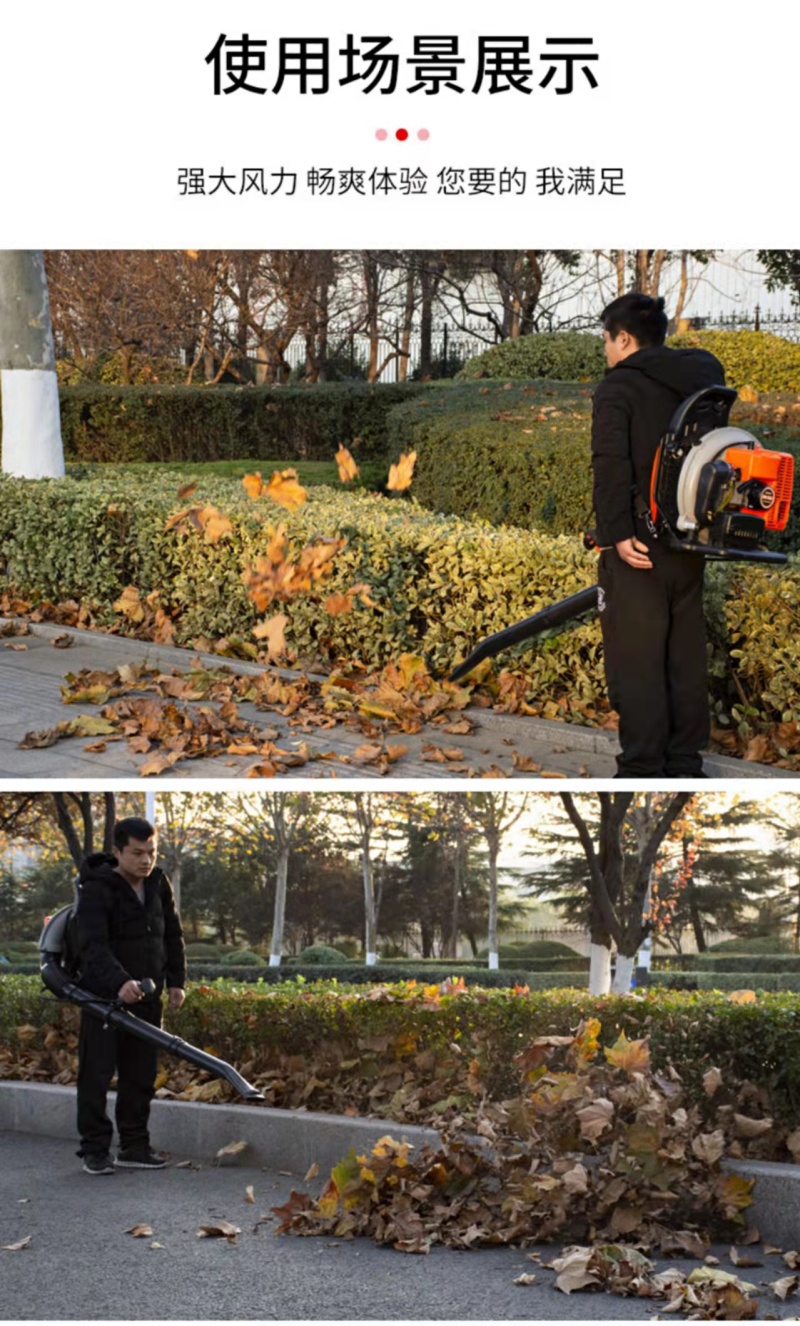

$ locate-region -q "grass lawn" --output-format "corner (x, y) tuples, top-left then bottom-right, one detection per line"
(65, 457), (389, 490)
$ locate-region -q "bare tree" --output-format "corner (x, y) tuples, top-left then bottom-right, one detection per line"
(465, 793), (529, 969)
(559, 793), (694, 993)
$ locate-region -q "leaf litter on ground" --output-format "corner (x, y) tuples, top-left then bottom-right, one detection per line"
(270, 1021), (790, 1320)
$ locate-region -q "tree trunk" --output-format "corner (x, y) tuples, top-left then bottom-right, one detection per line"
(687, 879), (706, 953)
(270, 848), (289, 966)
(447, 838), (462, 959)
(363, 848), (377, 964)
(612, 952), (635, 994)
(589, 942), (612, 994)
(487, 843), (499, 970)
(419, 266), (434, 380)
(0, 251), (65, 477)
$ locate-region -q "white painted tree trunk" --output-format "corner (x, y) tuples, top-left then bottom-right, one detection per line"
(612, 953), (636, 994)
(0, 251), (64, 477)
(363, 851), (377, 964)
(488, 950), (499, 971)
(589, 943), (612, 994)
(270, 850), (289, 966)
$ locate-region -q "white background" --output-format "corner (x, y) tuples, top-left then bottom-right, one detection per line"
(1, 0), (798, 247)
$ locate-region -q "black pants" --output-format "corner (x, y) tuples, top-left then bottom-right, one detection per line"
(77, 999), (161, 1157)
(597, 543), (709, 777)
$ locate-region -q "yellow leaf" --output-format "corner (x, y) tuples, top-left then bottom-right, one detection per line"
(386, 450), (417, 492)
(242, 472), (265, 500)
(325, 593), (354, 616)
(728, 989), (757, 1004)
(253, 613), (288, 659)
(335, 446), (359, 482)
(267, 468), (307, 512)
(113, 586), (145, 623)
(603, 1031), (650, 1076)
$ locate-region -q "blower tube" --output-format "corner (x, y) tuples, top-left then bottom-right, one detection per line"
(40, 953), (264, 1102)
(449, 584), (599, 683)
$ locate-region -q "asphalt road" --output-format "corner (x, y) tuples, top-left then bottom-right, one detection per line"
(1, 1134), (798, 1321)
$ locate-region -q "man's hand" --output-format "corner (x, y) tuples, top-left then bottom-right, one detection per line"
(615, 537), (653, 569)
(118, 979), (144, 1005)
(167, 987), (185, 1011)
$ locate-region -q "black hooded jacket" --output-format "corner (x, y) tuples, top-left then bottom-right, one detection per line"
(75, 853), (186, 1001)
(591, 345), (726, 547)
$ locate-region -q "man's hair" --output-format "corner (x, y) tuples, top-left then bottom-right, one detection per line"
(601, 293), (668, 348)
(114, 817), (155, 849)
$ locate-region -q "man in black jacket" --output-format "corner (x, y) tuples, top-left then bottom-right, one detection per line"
(75, 817), (186, 1174)
(592, 293), (725, 777)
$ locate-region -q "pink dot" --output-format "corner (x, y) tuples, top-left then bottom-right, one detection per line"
(375, 128), (388, 141)
(417, 128), (430, 141)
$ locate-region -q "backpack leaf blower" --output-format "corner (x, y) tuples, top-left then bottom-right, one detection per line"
(39, 904), (264, 1102)
(450, 385), (794, 682)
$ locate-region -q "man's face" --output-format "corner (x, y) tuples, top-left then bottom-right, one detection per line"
(114, 835), (156, 882)
(603, 327), (638, 368)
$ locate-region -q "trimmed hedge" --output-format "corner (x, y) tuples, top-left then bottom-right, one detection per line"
(696, 954), (800, 973)
(0, 472), (605, 688)
(386, 379), (800, 555)
(3, 977), (800, 1127)
(457, 332), (605, 382)
(181, 964), (536, 987)
(458, 328), (800, 394)
(651, 971), (800, 993)
(669, 330), (800, 393)
(2, 471), (800, 736)
(53, 383), (424, 465)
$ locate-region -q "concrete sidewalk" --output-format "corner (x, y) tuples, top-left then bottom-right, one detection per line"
(0, 621), (785, 780)
(2, 1129), (798, 1322)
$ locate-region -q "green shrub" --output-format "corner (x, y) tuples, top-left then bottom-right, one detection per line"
(0, 471), (605, 691)
(668, 330), (800, 393)
(707, 934), (796, 954)
(651, 971), (800, 993)
(2, 470), (799, 738)
(294, 944), (349, 965)
(457, 328), (800, 394)
(696, 954), (800, 973)
(50, 382), (424, 465)
(219, 949), (261, 966)
(4, 978), (800, 1130)
(457, 332), (605, 382)
(183, 941), (231, 959)
(478, 941), (585, 964)
(386, 380), (594, 535)
(180, 964), (535, 986)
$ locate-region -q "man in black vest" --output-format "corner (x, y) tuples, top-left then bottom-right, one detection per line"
(75, 817), (186, 1174)
(592, 294), (725, 777)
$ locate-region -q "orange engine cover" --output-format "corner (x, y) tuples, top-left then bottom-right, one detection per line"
(724, 444), (794, 531)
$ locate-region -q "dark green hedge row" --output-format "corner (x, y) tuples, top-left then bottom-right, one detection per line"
(55, 383), (424, 464)
(184, 963), (537, 987)
(4, 978), (800, 1125)
(650, 971), (800, 993)
(695, 954), (800, 973)
(387, 379), (800, 554)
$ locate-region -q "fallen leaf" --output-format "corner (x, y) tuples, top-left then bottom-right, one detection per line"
(267, 469), (307, 512)
(771, 1275), (799, 1300)
(386, 450), (417, 492)
(335, 446), (359, 483)
(215, 1140), (249, 1162)
(1, 1236), (31, 1251)
(305, 1162), (319, 1181)
(125, 1224), (153, 1238)
(245, 1185), (255, 1204)
(513, 1273), (537, 1286)
(197, 1222), (241, 1240)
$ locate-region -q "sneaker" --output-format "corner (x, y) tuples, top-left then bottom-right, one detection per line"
(114, 1148), (170, 1169)
(82, 1152), (115, 1175)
